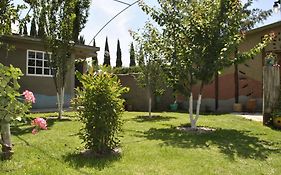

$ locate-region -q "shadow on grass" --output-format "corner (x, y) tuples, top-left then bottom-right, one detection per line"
(64, 151), (121, 170)
(11, 117), (71, 136)
(133, 115), (177, 122)
(170, 110), (230, 115)
(137, 127), (280, 160)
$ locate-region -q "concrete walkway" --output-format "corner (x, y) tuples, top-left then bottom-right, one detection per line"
(232, 113), (263, 122)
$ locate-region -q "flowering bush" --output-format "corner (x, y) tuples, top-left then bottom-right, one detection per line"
(23, 90), (36, 104)
(0, 63), (36, 159)
(31, 118), (47, 135)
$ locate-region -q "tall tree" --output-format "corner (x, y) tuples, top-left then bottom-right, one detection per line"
(103, 36), (111, 66)
(78, 35), (85, 44)
(133, 23), (167, 117)
(116, 39), (122, 67)
(32, 0), (91, 119)
(139, 0), (272, 128)
(37, 10), (46, 38)
(30, 17), (37, 37)
(92, 39), (98, 66)
(129, 42), (136, 67)
(23, 22), (28, 35)
(72, 0), (90, 42)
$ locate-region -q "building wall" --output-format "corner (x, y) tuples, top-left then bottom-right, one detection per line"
(186, 24), (281, 112)
(118, 74), (174, 111)
(0, 40), (74, 109)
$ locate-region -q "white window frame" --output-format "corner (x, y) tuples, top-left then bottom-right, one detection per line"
(26, 50), (54, 77)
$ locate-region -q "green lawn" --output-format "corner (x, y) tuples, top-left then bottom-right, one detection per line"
(1, 112), (281, 175)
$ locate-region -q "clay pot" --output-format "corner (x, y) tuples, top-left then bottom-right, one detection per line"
(233, 103), (242, 112)
(246, 98), (257, 113)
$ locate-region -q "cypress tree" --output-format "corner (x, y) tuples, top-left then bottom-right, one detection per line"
(92, 39), (98, 66)
(116, 39), (122, 67)
(129, 42), (136, 67)
(138, 46), (145, 66)
(78, 35), (85, 44)
(103, 37), (111, 66)
(19, 24), (23, 35)
(30, 18), (37, 37)
(38, 11), (45, 38)
(23, 23), (28, 35)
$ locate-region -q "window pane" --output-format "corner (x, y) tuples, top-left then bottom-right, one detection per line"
(28, 51), (35, 58)
(44, 61), (49, 67)
(36, 52), (43, 60)
(44, 68), (50, 75)
(44, 53), (51, 61)
(28, 59), (35, 66)
(51, 69), (55, 75)
(36, 60), (43, 67)
(28, 67), (35, 74)
(36, 68), (42, 74)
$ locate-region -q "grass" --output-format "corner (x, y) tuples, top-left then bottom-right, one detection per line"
(1, 112), (281, 175)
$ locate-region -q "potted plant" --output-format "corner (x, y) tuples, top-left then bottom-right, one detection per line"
(170, 101), (178, 111)
(272, 112), (281, 129)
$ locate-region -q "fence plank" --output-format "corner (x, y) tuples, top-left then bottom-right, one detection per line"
(263, 66), (280, 125)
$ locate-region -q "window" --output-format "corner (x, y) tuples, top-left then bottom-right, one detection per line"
(27, 50), (53, 77)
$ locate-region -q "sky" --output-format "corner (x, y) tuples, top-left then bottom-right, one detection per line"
(84, 0), (281, 67)
(13, 0), (281, 67)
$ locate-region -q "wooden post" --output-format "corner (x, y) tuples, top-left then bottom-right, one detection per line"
(263, 66), (280, 126)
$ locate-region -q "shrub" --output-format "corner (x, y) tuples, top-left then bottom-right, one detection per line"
(112, 66), (141, 74)
(0, 63), (34, 159)
(72, 68), (129, 155)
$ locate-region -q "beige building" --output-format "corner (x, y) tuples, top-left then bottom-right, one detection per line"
(0, 34), (99, 109)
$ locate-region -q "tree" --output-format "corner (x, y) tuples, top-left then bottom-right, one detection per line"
(72, 0), (90, 42)
(92, 39), (98, 67)
(23, 22), (28, 35)
(103, 37), (111, 66)
(116, 39), (122, 67)
(139, 0), (272, 128)
(0, 0), (30, 160)
(32, 0), (91, 119)
(129, 42), (136, 67)
(78, 35), (85, 44)
(132, 23), (167, 117)
(30, 17), (37, 37)
(37, 9), (46, 38)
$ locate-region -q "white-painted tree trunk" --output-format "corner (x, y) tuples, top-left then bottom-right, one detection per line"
(189, 93), (202, 129)
(149, 96), (152, 118)
(1, 121), (13, 159)
(189, 93), (196, 128)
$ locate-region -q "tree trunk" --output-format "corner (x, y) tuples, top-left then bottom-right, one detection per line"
(189, 93), (196, 129)
(57, 87), (65, 119)
(149, 97), (152, 118)
(1, 120), (13, 160)
(148, 90), (152, 118)
(195, 94), (202, 123)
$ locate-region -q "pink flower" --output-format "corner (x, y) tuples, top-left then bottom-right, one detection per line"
(31, 118), (47, 134)
(32, 128), (38, 135)
(23, 90), (36, 103)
